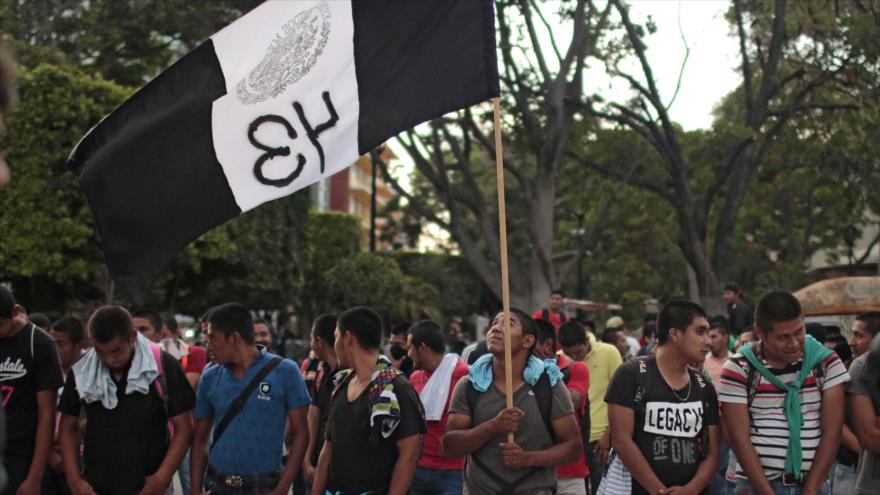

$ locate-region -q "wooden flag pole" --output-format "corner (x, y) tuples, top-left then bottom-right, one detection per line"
(492, 97), (515, 444)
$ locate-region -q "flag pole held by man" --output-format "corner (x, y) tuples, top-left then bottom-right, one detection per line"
(66, 0), (500, 303)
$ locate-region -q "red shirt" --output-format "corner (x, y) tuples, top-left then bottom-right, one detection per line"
(183, 345), (207, 374)
(409, 358), (469, 470)
(556, 354), (590, 479)
(532, 309), (567, 330)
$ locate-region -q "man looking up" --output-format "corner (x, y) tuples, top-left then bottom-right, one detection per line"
(533, 290), (568, 331)
(407, 320), (469, 495)
(444, 309), (582, 495)
(534, 319), (591, 495)
(606, 301), (720, 495)
(0, 287), (63, 495)
(301, 314), (338, 487)
(721, 291), (849, 495)
(312, 307), (425, 495)
(191, 303), (310, 495)
(558, 320), (622, 495)
(57, 305), (194, 495)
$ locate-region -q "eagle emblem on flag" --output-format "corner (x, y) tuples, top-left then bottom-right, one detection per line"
(236, 2), (331, 105)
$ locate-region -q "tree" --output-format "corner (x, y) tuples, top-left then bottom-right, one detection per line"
(0, 63), (128, 309)
(325, 253), (403, 313)
(572, 0), (869, 311)
(1, 0), (259, 86)
(379, 0), (615, 310)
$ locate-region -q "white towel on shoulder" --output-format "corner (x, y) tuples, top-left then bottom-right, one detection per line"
(419, 353), (460, 421)
(72, 332), (159, 409)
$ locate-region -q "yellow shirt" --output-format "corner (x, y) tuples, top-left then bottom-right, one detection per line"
(582, 332), (623, 442)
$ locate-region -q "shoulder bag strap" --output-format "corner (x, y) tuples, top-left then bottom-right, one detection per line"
(211, 356), (283, 449)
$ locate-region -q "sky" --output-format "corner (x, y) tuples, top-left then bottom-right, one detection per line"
(387, 0), (743, 250)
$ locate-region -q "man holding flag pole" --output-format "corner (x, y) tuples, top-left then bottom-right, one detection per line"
(64, 0), (562, 491)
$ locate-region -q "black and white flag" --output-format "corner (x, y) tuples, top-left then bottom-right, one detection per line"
(68, 0), (499, 300)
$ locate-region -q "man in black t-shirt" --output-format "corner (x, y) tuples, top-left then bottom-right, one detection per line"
(57, 305), (194, 495)
(0, 287), (64, 495)
(301, 314), (339, 487)
(312, 307), (426, 495)
(605, 300), (720, 495)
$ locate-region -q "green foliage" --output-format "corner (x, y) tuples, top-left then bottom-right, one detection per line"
(0, 63), (129, 287)
(325, 253), (403, 312)
(1, 0), (260, 86)
(394, 252), (494, 319)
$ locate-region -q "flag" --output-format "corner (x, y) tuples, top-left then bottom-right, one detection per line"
(68, 0), (500, 301)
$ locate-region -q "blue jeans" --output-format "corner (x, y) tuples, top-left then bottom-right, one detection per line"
(710, 442), (731, 494)
(735, 478), (830, 495)
(178, 447), (191, 495)
(829, 461), (858, 495)
(408, 466), (463, 495)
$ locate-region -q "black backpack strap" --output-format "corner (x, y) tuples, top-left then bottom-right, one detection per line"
(211, 356), (283, 449)
(533, 371), (555, 441)
(541, 309), (549, 321)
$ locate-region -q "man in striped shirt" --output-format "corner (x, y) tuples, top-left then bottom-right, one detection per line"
(720, 291), (849, 495)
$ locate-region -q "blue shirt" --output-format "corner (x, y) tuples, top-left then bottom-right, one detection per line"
(195, 352), (310, 475)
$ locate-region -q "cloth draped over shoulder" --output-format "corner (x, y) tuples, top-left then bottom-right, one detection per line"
(72, 332), (159, 409)
(738, 335), (832, 478)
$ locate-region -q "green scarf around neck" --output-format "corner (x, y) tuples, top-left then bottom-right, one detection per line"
(739, 334), (832, 478)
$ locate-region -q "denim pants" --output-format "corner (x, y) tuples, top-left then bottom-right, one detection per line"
(408, 467), (463, 495)
(830, 461), (858, 495)
(710, 442), (731, 494)
(735, 478), (830, 495)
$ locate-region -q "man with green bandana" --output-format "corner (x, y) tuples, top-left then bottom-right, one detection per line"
(720, 291), (849, 495)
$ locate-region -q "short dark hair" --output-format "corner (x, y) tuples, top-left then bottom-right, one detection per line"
(160, 312), (178, 334)
(338, 307), (383, 350)
(754, 291), (802, 332)
(724, 282), (742, 294)
(558, 321), (587, 347)
(408, 320), (445, 354)
(253, 317), (275, 334)
(708, 315), (729, 335)
(492, 308), (537, 344)
(805, 322), (826, 343)
(391, 321), (410, 337)
(657, 300), (708, 345)
(856, 312), (880, 337)
(51, 316), (86, 344)
(209, 303), (255, 344)
(131, 309), (162, 334)
(89, 306), (133, 344)
(0, 286), (15, 318)
(534, 318), (557, 348)
(312, 313), (337, 345)
(601, 327), (622, 345)
(642, 321), (657, 338)
(29, 312), (51, 329)
(551, 289), (565, 298)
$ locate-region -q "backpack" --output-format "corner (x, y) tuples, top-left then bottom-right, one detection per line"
(147, 342), (173, 440)
(559, 359), (591, 464)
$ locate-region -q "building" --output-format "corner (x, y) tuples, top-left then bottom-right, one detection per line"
(311, 146), (398, 249)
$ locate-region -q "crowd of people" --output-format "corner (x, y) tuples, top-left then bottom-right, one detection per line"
(2, 282), (879, 495)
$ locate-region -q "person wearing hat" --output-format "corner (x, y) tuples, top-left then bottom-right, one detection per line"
(605, 316), (640, 359)
(723, 282), (753, 336)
